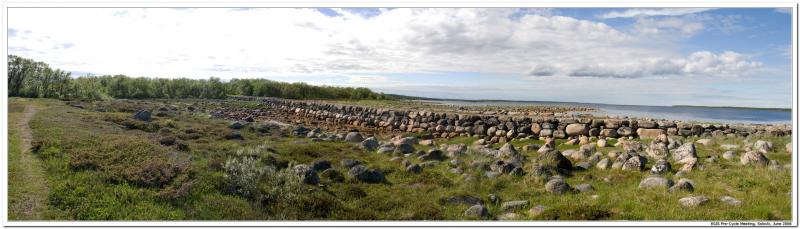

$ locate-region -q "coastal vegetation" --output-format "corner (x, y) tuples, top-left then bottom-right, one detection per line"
(7, 97), (792, 220)
(7, 55), (389, 101)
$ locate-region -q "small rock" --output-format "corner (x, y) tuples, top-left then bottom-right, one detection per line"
(575, 184), (594, 193)
(464, 205), (489, 218)
(722, 151), (736, 161)
(719, 196), (742, 206)
(753, 140), (773, 153)
(695, 139), (713, 146)
(545, 178), (572, 195)
(639, 176), (673, 189)
(650, 159), (671, 175)
(340, 159), (361, 168)
(406, 164), (422, 173)
(528, 205), (547, 217)
(679, 195), (709, 207)
(669, 178), (695, 192)
(359, 137), (379, 150)
(498, 212), (521, 220)
(501, 200), (530, 211)
(344, 132), (364, 143)
(311, 160), (331, 172)
(740, 151), (769, 166)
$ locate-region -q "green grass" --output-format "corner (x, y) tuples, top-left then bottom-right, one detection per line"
(9, 98), (793, 220)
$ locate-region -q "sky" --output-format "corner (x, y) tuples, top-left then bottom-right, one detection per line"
(7, 8), (794, 108)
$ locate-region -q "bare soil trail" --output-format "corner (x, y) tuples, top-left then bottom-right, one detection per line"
(9, 105), (47, 220)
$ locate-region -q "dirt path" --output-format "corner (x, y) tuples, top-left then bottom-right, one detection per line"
(9, 105), (47, 220)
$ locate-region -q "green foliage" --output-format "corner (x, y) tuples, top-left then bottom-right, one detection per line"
(223, 155), (264, 199)
(8, 55), (390, 101)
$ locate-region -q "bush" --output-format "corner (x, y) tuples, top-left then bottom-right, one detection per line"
(223, 156), (264, 200)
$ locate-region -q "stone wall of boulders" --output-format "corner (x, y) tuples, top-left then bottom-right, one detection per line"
(219, 96), (790, 143)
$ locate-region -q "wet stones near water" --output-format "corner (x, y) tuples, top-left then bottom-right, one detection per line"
(639, 176), (674, 190)
(679, 195), (709, 207)
(740, 151), (769, 166)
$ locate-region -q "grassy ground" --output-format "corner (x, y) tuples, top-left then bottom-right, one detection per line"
(7, 98), (793, 220)
(8, 98), (49, 220)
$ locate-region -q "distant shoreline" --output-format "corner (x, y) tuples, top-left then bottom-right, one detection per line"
(670, 105), (791, 111)
(396, 95), (792, 111)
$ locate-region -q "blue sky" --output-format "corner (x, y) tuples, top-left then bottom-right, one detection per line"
(7, 8), (793, 108)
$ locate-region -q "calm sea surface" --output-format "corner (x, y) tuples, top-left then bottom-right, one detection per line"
(421, 100), (792, 124)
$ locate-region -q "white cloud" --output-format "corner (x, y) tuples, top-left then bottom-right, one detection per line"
(775, 8), (792, 14)
(632, 16), (705, 37)
(599, 8), (715, 19)
(7, 8), (761, 80)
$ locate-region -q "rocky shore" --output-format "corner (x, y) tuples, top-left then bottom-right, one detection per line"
(214, 97), (790, 144)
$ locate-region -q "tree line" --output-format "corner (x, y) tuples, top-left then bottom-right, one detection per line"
(7, 55), (390, 101)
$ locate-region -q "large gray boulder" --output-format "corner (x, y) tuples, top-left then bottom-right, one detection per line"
(672, 143), (698, 163)
(646, 141), (670, 160)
